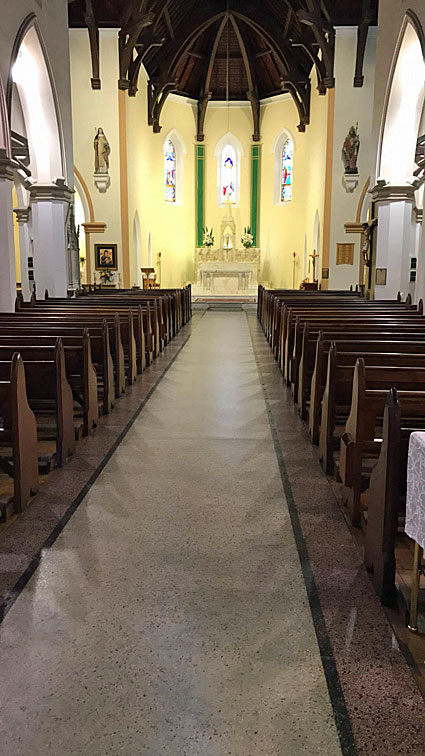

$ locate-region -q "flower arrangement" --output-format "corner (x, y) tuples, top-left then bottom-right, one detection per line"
(241, 226), (254, 249)
(202, 227), (214, 248)
(100, 269), (114, 284)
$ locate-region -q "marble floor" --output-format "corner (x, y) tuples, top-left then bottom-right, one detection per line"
(0, 310), (423, 755)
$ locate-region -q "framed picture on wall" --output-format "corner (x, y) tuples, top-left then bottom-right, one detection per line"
(95, 244), (118, 270)
(375, 267), (387, 286)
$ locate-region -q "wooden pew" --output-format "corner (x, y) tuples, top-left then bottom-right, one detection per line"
(284, 309), (423, 384)
(0, 321), (114, 415)
(0, 340), (76, 468)
(0, 330), (98, 437)
(305, 331), (425, 439)
(362, 388), (425, 606)
(337, 358), (425, 525)
(14, 308), (134, 389)
(0, 353), (39, 514)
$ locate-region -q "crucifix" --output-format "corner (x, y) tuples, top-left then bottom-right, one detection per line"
(309, 250), (320, 282)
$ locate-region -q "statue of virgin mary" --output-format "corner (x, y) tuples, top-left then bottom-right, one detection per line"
(94, 127), (110, 174)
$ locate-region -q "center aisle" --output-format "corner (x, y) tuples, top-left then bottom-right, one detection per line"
(0, 311), (343, 755)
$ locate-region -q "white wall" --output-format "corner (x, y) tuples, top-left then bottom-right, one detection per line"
(328, 27), (377, 290)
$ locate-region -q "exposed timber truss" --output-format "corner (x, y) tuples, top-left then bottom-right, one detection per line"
(68, 0), (378, 139)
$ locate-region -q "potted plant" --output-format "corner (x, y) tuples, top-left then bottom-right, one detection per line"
(241, 226), (254, 249)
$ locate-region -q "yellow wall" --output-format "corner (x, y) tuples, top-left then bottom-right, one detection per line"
(69, 29), (122, 284)
(69, 30), (333, 291)
(260, 80), (328, 288)
(126, 78), (197, 287)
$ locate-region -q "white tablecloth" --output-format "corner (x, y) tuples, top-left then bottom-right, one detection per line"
(406, 431), (425, 549)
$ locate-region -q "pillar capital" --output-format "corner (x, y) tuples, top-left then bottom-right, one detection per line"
(82, 222), (107, 235)
(28, 179), (74, 204)
(13, 206), (31, 224)
(370, 181), (415, 203)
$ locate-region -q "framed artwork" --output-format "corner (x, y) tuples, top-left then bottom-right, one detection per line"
(95, 244), (118, 270)
(375, 267), (387, 286)
(322, 268), (329, 279)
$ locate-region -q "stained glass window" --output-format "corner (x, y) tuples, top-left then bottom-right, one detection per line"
(281, 138), (293, 202)
(222, 144), (236, 203)
(164, 139), (176, 203)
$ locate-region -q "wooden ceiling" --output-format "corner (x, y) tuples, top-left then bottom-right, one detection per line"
(68, 0), (378, 139)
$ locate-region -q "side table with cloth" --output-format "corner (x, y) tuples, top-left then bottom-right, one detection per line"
(406, 431), (425, 632)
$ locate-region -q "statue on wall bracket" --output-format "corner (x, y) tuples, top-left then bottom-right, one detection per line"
(93, 127), (111, 193)
(342, 124), (360, 193)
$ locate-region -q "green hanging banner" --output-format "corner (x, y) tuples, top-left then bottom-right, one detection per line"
(250, 144), (261, 246)
(195, 144), (205, 247)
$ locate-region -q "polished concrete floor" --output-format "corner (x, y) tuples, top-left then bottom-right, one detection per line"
(0, 311), (344, 755)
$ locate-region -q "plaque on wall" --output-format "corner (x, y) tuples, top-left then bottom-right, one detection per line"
(336, 243), (354, 265)
(411, 257), (417, 269)
(376, 268), (387, 286)
(410, 271), (417, 283)
(322, 268), (329, 279)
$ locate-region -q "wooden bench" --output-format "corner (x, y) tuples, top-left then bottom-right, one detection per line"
(0, 353), (39, 515)
(362, 388), (425, 606)
(0, 340), (76, 469)
(304, 331), (425, 438)
(337, 358), (425, 525)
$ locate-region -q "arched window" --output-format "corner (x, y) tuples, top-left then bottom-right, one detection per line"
(273, 129), (294, 205)
(164, 139), (176, 203)
(281, 138), (293, 202)
(222, 144), (236, 203)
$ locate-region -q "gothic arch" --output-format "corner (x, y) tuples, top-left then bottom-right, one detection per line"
(377, 12), (425, 184)
(8, 15), (66, 183)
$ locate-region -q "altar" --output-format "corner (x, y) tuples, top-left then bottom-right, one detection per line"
(194, 249), (260, 294)
(192, 201), (260, 295)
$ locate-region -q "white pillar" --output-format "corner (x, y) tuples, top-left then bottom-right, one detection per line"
(414, 211), (425, 304)
(29, 182), (73, 298)
(371, 183), (415, 300)
(0, 156), (17, 312)
(14, 207), (32, 301)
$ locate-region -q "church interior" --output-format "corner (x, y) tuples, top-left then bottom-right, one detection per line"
(2, 0), (425, 753)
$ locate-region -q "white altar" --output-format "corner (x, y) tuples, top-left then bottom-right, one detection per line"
(194, 248), (260, 294)
(192, 201), (260, 295)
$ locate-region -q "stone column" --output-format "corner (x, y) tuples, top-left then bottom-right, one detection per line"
(371, 182), (415, 300)
(29, 180), (73, 298)
(13, 207), (32, 301)
(0, 154), (17, 312)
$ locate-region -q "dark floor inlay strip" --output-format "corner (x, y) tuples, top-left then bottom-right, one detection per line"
(246, 311), (356, 756)
(0, 313), (204, 626)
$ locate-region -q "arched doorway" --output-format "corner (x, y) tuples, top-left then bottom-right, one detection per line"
(373, 13), (425, 299)
(0, 68), (16, 311)
(8, 17), (71, 297)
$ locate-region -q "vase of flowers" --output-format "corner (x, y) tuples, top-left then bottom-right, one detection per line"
(241, 226), (254, 249)
(100, 269), (114, 286)
(202, 227), (214, 248)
